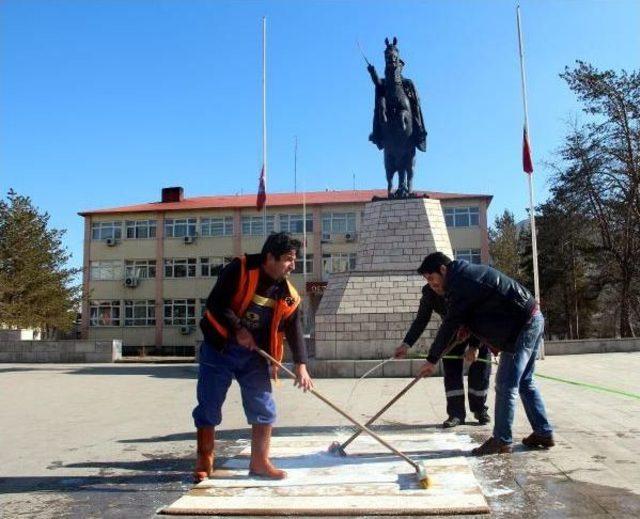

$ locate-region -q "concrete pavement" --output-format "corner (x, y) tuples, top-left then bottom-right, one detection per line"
(1, 353), (638, 518)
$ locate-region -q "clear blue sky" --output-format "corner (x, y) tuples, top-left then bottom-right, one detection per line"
(1, 0), (638, 272)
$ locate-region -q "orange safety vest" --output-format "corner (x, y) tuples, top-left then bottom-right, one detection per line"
(203, 255), (300, 366)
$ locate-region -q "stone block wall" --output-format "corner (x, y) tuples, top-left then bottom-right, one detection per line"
(0, 340), (122, 363)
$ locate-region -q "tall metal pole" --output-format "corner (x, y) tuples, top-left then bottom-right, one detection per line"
(301, 140), (309, 333)
(294, 136), (298, 193)
(517, 5), (543, 358)
(262, 17), (268, 239)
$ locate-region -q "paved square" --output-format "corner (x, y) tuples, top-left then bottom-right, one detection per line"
(1, 353), (639, 518)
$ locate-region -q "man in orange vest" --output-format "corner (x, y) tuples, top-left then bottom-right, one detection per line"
(193, 232), (313, 482)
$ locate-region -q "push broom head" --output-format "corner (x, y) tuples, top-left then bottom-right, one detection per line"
(328, 441), (347, 457)
(416, 462), (432, 489)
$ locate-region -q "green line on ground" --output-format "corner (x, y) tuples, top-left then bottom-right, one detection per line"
(437, 355), (640, 400)
(534, 373), (640, 400)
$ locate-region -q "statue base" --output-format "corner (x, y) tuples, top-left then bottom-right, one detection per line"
(313, 198), (453, 369)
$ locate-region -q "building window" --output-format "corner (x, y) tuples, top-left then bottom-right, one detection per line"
(164, 258), (197, 278)
(164, 299), (196, 326)
(279, 213), (313, 233)
(455, 249), (482, 264)
(295, 254), (313, 274)
(124, 259), (156, 279)
(91, 221), (122, 240)
(322, 253), (356, 277)
(124, 300), (156, 326)
(89, 300), (121, 326)
(164, 218), (197, 238)
(242, 216), (275, 235)
(90, 261), (123, 280)
(201, 217), (233, 237)
(125, 220), (157, 239)
(322, 212), (356, 238)
(200, 256), (232, 277)
(200, 298), (207, 317)
(444, 207), (479, 227)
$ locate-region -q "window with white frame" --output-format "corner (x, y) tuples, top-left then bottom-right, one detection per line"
(124, 300), (156, 326)
(279, 213), (313, 233)
(295, 254), (313, 274)
(91, 221), (122, 240)
(124, 259), (156, 279)
(242, 216), (275, 235)
(164, 258), (197, 278)
(199, 298), (207, 317)
(444, 207), (480, 227)
(200, 256), (233, 277)
(125, 219), (157, 239)
(455, 249), (482, 264)
(89, 300), (121, 326)
(321, 212), (356, 238)
(164, 299), (197, 325)
(164, 218), (197, 238)
(200, 217), (233, 237)
(90, 260), (123, 280)
(322, 253), (356, 276)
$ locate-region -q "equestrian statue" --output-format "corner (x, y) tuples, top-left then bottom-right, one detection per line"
(367, 37), (427, 198)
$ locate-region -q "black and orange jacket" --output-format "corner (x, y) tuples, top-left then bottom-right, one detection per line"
(200, 254), (308, 365)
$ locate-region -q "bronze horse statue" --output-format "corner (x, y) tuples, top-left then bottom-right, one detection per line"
(368, 37), (427, 198)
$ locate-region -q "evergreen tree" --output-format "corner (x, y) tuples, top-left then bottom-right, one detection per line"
(552, 61), (640, 337)
(489, 210), (523, 282)
(0, 189), (80, 336)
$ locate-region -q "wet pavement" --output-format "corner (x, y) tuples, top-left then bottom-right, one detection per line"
(1, 352), (638, 518)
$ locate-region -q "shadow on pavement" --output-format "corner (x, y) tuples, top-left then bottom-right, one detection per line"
(118, 423), (445, 444)
(66, 365), (196, 379)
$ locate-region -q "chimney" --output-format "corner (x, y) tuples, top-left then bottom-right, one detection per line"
(161, 187), (184, 203)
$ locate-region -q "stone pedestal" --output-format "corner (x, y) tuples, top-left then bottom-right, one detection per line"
(314, 198), (453, 365)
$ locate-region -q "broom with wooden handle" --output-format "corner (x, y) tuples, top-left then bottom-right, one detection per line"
(328, 373), (423, 456)
(254, 347), (432, 489)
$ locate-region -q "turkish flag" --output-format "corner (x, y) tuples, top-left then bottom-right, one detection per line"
(522, 127), (534, 174)
(256, 165), (266, 210)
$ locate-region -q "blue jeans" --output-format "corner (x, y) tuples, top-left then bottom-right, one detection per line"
(192, 342), (276, 428)
(493, 313), (553, 444)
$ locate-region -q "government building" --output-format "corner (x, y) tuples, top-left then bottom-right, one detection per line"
(79, 187), (491, 353)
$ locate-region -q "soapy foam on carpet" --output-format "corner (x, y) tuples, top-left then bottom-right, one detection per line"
(160, 431), (490, 515)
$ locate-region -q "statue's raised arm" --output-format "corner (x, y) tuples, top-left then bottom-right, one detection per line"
(367, 64), (382, 87)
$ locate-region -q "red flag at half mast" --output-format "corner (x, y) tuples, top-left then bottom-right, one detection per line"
(256, 165), (266, 210)
(522, 126), (534, 174)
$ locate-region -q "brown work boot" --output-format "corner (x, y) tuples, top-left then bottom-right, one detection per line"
(193, 427), (215, 483)
(522, 432), (555, 449)
(249, 424), (287, 479)
(471, 437), (512, 456)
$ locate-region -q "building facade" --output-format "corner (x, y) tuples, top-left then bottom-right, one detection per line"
(79, 187), (491, 352)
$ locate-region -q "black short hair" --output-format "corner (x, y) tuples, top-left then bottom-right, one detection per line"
(261, 232), (301, 260)
(417, 252), (452, 274)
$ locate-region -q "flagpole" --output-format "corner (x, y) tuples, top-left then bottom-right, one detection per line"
(302, 165), (308, 333)
(262, 16), (267, 239)
(294, 136), (298, 193)
(517, 5), (543, 358)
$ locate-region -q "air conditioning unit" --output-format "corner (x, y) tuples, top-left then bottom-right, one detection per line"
(105, 237), (118, 247)
(124, 276), (138, 288)
(183, 235), (196, 244)
(180, 325), (193, 335)
(345, 232), (357, 242)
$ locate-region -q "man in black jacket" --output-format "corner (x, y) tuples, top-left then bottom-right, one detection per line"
(192, 233), (313, 482)
(418, 252), (554, 456)
(395, 277), (491, 428)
